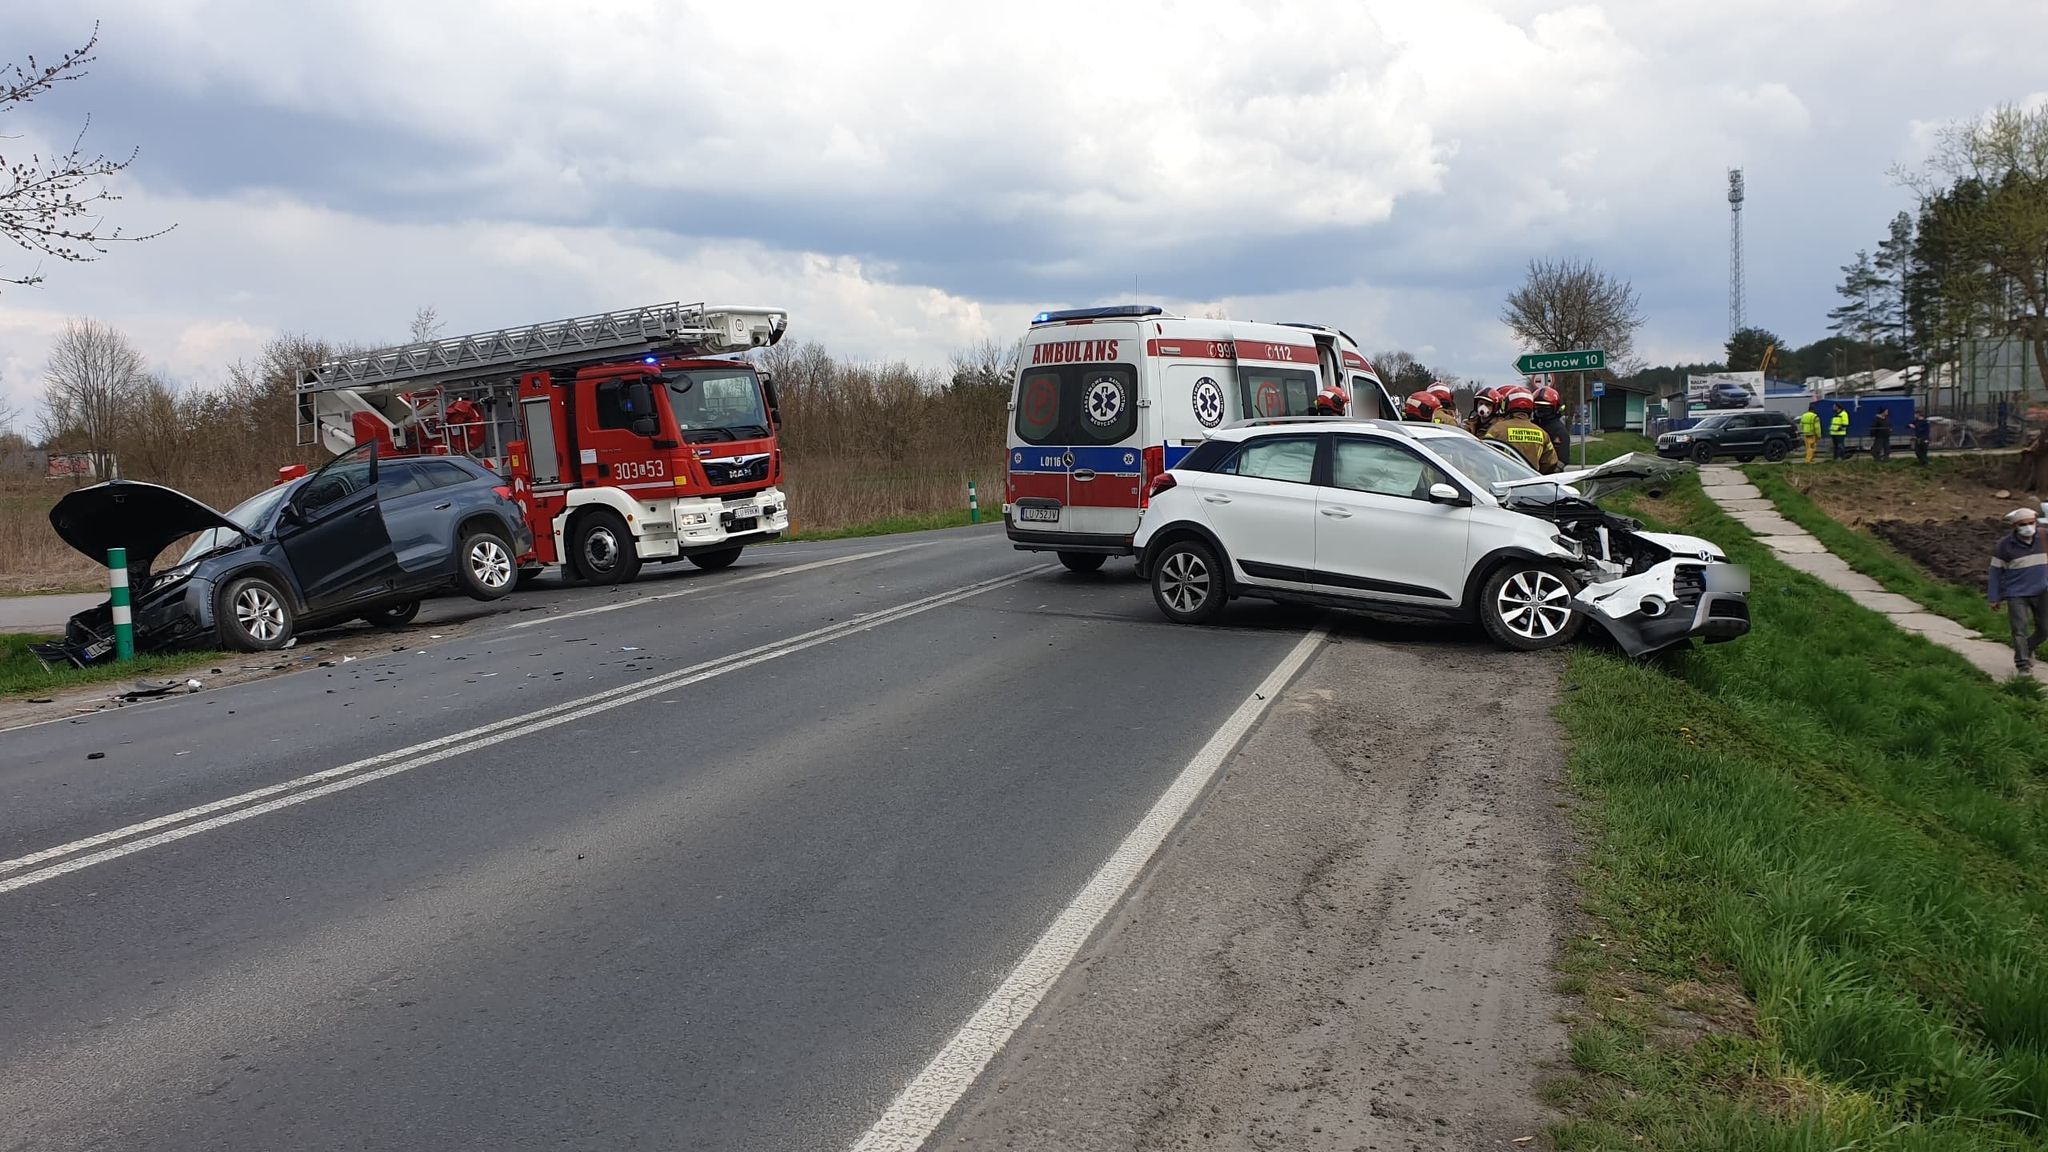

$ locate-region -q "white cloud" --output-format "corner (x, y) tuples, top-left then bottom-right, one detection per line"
(4, 0), (2048, 418)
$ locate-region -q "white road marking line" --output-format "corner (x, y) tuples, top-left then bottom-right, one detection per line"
(505, 545), (926, 630)
(848, 624), (1330, 1152)
(0, 565), (1051, 894)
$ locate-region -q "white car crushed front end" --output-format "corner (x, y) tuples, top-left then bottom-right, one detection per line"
(1494, 476), (1754, 657)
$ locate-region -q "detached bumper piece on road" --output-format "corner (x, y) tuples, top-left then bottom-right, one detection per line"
(1573, 560), (1752, 657)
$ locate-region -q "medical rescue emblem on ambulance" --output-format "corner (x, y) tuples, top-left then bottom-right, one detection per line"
(1084, 376), (1124, 427)
(1192, 376), (1224, 428)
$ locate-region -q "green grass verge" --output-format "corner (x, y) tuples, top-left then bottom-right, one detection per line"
(0, 632), (226, 698)
(780, 507), (994, 542)
(1740, 465), (2009, 642)
(1579, 431), (1656, 466)
(1553, 477), (2048, 1150)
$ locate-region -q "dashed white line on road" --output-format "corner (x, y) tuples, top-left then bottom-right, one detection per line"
(0, 564), (1049, 895)
(847, 623), (1330, 1152)
(504, 544), (928, 630)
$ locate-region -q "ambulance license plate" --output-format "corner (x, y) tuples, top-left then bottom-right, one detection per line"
(1018, 506), (1060, 523)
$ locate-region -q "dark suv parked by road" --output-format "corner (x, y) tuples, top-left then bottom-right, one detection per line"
(1655, 411), (1797, 464)
(41, 444), (533, 663)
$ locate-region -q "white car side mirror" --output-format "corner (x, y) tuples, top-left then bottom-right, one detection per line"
(1428, 483), (1467, 506)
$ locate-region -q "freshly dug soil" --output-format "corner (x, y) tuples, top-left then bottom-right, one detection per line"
(1869, 518), (2006, 591)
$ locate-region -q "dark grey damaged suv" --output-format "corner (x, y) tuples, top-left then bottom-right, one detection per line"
(41, 443), (534, 664)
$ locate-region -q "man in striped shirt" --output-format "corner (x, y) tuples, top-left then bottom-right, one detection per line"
(1989, 507), (2047, 673)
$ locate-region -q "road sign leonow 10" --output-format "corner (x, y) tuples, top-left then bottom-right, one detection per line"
(1515, 349), (1607, 374)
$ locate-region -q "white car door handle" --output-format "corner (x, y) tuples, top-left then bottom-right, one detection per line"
(1320, 507), (1352, 518)
(1202, 494), (1232, 504)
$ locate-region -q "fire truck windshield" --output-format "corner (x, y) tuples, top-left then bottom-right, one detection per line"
(664, 369), (770, 443)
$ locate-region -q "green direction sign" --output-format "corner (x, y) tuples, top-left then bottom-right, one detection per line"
(1515, 349), (1607, 375)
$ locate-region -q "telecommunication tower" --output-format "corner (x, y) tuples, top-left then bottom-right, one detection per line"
(1727, 168), (1746, 337)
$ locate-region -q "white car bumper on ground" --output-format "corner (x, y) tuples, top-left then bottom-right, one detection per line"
(1571, 558), (1752, 657)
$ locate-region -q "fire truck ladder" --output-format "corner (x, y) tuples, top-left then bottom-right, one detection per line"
(296, 302), (787, 456)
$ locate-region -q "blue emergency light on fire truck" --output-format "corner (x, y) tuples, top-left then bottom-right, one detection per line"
(1003, 305), (1397, 570)
(295, 301), (791, 586)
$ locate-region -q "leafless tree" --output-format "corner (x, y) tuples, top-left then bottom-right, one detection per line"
(39, 317), (145, 478)
(1, 23), (172, 290)
(409, 305), (444, 342)
(1500, 257), (1645, 371)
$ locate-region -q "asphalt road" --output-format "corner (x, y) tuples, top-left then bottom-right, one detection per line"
(0, 525), (1324, 1151)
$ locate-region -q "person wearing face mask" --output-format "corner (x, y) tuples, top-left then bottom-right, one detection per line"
(1989, 507), (2047, 674)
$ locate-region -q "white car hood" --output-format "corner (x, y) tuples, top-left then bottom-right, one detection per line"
(1492, 453), (1691, 501)
(1635, 531), (1728, 563)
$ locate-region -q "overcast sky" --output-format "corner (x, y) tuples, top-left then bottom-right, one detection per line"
(3, 0), (2044, 425)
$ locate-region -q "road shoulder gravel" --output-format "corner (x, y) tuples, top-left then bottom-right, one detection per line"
(937, 629), (1575, 1150)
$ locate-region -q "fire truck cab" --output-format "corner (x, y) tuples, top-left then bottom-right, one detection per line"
(1004, 305), (1397, 568)
(298, 303), (792, 585)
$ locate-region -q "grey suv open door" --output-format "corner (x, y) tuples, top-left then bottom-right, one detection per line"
(278, 442), (402, 611)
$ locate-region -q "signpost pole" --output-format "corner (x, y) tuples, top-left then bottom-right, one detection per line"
(1579, 371), (1588, 467)
(968, 481), (980, 524)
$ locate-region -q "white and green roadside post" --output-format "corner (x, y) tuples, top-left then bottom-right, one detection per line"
(968, 481), (980, 524)
(107, 546), (136, 661)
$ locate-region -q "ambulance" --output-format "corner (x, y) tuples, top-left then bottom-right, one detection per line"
(1003, 305), (1397, 569)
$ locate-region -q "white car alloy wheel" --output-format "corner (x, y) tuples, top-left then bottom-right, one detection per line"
(470, 537), (513, 589)
(235, 584), (287, 642)
(1495, 569), (1574, 642)
(1158, 550), (1211, 615)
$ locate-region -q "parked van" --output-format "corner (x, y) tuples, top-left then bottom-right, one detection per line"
(1004, 305), (1397, 570)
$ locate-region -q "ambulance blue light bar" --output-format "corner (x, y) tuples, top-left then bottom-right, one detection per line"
(1030, 305), (1165, 325)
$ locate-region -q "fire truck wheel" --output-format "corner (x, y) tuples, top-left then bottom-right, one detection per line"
(573, 511), (642, 584)
(457, 528), (519, 600)
(689, 547), (743, 572)
(1057, 551), (1106, 574)
(362, 600), (421, 627)
(217, 575), (296, 652)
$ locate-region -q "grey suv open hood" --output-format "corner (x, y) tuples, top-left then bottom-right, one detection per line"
(1492, 452), (1690, 501)
(48, 480), (247, 570)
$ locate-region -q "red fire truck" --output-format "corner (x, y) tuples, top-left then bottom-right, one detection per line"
(296, 302), (791, 585)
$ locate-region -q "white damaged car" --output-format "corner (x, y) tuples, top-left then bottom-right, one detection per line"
(1130, 417), (1750, 655)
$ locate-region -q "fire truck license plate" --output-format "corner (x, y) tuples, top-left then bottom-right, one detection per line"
(726, 513), (758, 531)
(1018, 506), (1060, 523)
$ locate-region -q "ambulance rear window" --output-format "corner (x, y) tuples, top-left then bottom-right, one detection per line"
(1238, 369), (1320, 419)
(1014, 364), (1138, 446)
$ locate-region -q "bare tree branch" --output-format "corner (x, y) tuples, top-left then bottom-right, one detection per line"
(1, 23), (174, 290)
(1499, 257), (1645, 370)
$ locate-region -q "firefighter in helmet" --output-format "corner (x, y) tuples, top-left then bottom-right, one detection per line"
(1427, 382), (1459, 426)
(1486, 388), (1561, 473)
(1313, 381), (1351, 416)
(1401, 391), (1440, 422)
(1467, 387), (1500, 437)
(1532, 384), (1570, 460)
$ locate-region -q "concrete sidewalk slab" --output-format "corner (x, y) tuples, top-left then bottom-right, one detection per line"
(1759, 535), (1829, 554)
(1732, 511), (1804, 535)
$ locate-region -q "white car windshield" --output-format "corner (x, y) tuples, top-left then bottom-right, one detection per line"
(176, 485), (288, 563)
(1422, 434), (1542, 489)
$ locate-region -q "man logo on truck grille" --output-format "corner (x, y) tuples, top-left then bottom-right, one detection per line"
(1192, 376), (1224, 428)
(1084, 377), (1124, 427)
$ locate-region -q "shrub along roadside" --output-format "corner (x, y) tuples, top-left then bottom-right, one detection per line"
(1551, 476), (2048, 1150)
(1741, 464), (2008, 642)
